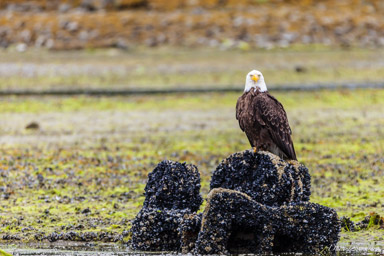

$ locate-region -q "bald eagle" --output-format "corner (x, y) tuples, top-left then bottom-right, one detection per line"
(236, 70), (297, 160)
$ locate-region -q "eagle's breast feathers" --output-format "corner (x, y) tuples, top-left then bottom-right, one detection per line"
(236, 89), (297, 160)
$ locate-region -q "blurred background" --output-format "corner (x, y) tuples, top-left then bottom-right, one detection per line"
(0, 0), (383, 253)
(1, 0), (384, 90)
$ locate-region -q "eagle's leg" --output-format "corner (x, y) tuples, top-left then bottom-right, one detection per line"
(253, 147), (257, 153)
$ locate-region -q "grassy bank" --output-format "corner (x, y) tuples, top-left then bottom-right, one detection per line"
(1, 47), (384, 91)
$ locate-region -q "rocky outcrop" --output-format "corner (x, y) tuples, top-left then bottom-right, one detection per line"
(130, 160), (203, 251)
(211, 150), (311, 206)
(142, 160), (202, 212)
(130, 151), (340, 254)
(179, 212), (202, 253)
(194, 188), (340, 254)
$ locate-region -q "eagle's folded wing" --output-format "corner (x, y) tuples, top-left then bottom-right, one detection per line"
(255, 94), (297, 160)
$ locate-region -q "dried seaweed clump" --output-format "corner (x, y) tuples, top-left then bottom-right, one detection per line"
(130, 160), (203, 251)
(210, 150), (311, 206)
(194, 188), (340, 255)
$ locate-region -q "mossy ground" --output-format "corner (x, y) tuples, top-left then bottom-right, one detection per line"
(0, 48), (383, 249)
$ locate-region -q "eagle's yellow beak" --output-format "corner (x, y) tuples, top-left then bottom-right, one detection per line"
(251, 75), (259, 82)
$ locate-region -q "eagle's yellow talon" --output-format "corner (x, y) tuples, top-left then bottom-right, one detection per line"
(253, 147), (257, 153)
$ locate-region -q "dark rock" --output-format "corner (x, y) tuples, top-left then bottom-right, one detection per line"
(62, 231), (79, 241)
(194, 188), (340, 255)
(80, 0), (99, 12)
(179, 213), (202, 253)
(130, 160), (203, 251)
(130, 208), (191, 251)
(340, 216), (356, 231)
(2, 192), (10, 200)
(341, 213), (384, 231)
(46, 232), (61, 242)
(210, 150), (311, 207)
(295, 65), (307, 73)
(37, 173), (44, 185)
(2, 234), (21, 240)
(81, 208), (91, 214)
(130, 154), (339, 254)
(143, 160), (202, 212)
(25, 122), (40, 130)
(355, 213), (382, 229)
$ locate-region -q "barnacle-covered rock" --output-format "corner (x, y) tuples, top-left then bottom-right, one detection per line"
(179, 213), (202, 253)
(130, 208), (190, 251)
(194, 188), (340, 255)
(143, 160), (203, 211)
(131, 155), (340, 254)
(130, 160), (203, 251)
(340, 213), (384, 232)
(195, 188), (272, 254)
(210, 150), (311, 206)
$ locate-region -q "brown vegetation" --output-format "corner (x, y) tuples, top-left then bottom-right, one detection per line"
(1, 0), (383, 11)
(0, 0), (384, 49)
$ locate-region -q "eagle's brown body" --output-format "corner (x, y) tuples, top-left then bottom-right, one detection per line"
(236, 88), (297, 160)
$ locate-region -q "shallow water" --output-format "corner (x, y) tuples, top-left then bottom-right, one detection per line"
(2, 243), (384, 256)
(6, 250), (384, 256)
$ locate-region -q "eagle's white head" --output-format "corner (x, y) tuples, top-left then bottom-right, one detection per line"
(244, 70), (267, 92)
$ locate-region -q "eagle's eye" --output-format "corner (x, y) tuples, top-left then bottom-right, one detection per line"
(258, 74), (261, 77)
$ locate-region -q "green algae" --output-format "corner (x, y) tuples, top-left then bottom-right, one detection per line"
(0, 89), (383, 114)
(0, 87), (383, 246)
(0, 248), (12, 256)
